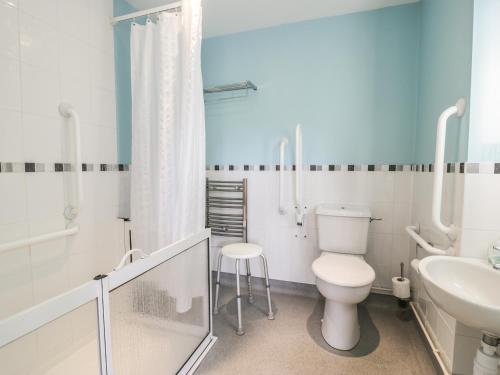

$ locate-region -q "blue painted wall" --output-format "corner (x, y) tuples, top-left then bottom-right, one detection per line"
(414, 0), (474, 163)
(114, 2), (475, 165)
(202, 4), (420, 165)
(114, 0), (136, 164)
(468, 0), (500, 162)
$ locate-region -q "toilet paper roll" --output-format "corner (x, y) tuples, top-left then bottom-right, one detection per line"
(392, 277), (410, 299)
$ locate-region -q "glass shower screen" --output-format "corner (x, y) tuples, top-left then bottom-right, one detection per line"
(108, 239), (210, 375)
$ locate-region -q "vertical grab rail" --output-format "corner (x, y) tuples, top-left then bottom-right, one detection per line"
(0, 104), (82, 253)
(432, 98), (466, 241)
(295, 124), (304, 225)
(279, 138), (288, 214)
(59, 103), (83, 220)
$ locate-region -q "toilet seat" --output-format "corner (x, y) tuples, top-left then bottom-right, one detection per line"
(312, 253), (375, 287)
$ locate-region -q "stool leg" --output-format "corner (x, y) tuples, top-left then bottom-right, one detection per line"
(214, 252), (223, 315)
(260, 254), (275, 320)
(235, 259), (245, 335)
(246, 259), (254, 303)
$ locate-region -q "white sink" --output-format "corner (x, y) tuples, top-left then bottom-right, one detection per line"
(419, 256), (500, 336)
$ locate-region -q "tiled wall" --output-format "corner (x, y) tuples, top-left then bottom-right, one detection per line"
(409, 167), (499, 374)
(410, 171), (463, 371)
(207, 165), (414, 290)
(0, 0), (125, 371)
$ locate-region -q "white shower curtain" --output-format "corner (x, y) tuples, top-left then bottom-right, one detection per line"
(130, 0), (205, 312)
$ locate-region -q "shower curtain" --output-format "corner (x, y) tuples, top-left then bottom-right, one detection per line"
(130, 0), (205, 312)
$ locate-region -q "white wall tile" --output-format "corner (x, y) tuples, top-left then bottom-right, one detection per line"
(0, 109), (23, 161)
(22, 113), (63, 162)
(463, 174), (500, 231)
(0, 174), (27, 224)
(0, 0), (20, 60)
(0, 1), (119, 370)
(25, 173), (64, 221)
(30, 236), (69, 303)
(459, 228), (497, 259)
(19, 12), (59, 72)
(88, 7), (113, 53)
(0, 241), (33, 319)
(0, 56), (21, 111)
(19, 0), (58, 25)
(90, 48), (115, 91)
(57, 0), (90, 43)
(20, 63), (60, 117)
(90, 87), (116, 127)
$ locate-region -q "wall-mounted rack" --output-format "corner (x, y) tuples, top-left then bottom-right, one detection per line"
(204, 80), (257, 94)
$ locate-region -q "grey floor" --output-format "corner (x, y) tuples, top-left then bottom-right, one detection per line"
(196, 283), (437, 375)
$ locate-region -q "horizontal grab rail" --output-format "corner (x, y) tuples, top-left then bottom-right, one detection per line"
(405, 225), (453, 256)
(0, 226), (79, 254)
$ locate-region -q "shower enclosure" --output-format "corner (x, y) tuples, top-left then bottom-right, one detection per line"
(0, 229), (215, 375)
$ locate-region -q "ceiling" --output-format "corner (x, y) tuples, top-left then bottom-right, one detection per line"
(125, 0), (419, 38)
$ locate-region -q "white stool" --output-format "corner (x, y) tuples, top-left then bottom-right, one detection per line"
(214, 242), (274, 335)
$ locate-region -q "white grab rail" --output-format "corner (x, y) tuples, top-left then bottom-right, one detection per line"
(0, 103), (82, 254)
(432, 98), (466, 241)
(0, 225), (79, 254)
(279, 138), (288, 214)
(406, 225), (454, 255)
(59, 103), (83, 220)
(295, 124), (304, 225)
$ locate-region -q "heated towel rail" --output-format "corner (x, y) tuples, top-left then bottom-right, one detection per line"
(206, 179), (247, 241)
(0, 103), (82, 254)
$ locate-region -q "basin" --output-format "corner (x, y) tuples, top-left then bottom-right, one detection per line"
(419, 256), (500, 336)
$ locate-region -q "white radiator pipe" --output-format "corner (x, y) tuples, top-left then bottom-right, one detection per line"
(279, 138), (288, 214)
(295, 124), (304, 225)
(432, 98), (465, 241)
(59, 103), (83, 220)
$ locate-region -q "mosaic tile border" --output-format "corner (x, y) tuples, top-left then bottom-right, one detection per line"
(0, 162), (130, 173)
(206, 162), (500, 174)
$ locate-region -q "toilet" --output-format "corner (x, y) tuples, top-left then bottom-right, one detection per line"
(312, 203), (376, 350)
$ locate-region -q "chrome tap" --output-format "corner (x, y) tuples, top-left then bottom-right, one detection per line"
(489, 244), (500, 270)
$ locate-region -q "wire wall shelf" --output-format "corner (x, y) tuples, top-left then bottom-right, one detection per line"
(203, 80), (257, 94)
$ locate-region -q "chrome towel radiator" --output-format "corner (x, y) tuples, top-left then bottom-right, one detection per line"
(206, 179), (247, 241)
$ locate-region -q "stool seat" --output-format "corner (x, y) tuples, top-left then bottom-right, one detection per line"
(222, 243), (263, 259)
(214, 243), (274, 335)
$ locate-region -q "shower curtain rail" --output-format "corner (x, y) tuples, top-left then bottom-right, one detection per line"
(110, 1), (181, 25)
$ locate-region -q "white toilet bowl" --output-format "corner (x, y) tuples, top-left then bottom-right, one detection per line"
(312, 252), (375, 350)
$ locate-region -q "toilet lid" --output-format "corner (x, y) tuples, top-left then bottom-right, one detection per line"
(312, 253), (375, 287)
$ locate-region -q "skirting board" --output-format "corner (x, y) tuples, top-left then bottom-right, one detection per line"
(410, 302), (449, 375)
(213, 271), (394, 299)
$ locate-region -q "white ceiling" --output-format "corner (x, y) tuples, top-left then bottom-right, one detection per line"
(125, 0), (419, 38)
